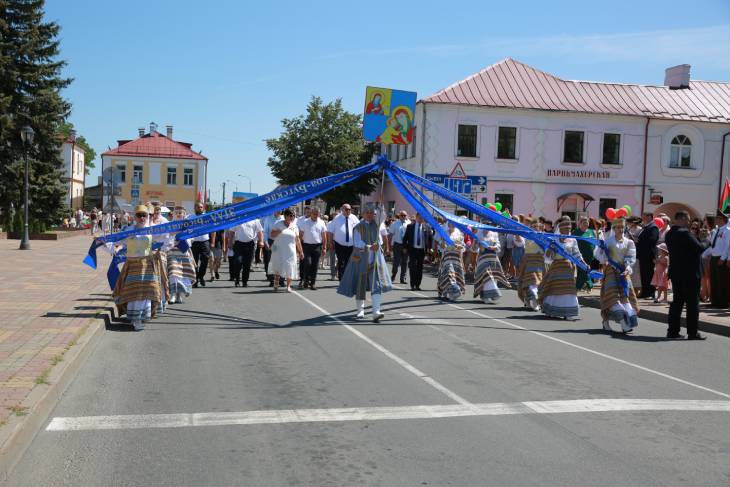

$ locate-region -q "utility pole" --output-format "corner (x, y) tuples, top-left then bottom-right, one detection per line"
(221, 181), (226, 205)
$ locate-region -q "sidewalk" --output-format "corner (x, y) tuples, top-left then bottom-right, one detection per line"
(0, 234), (112, 476)
(578, 287), (730, 337)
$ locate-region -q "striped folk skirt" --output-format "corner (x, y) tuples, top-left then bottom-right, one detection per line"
(113, 255), (162, 322)
(167, 248), (196, 297)
(600, 266), (640, 332)
(538, 259), (579, 318)
(438, 249), (466, 301)
(473, 251), (510, 302)
(154, 250), (170, 313)
(517, 252), (545, 302)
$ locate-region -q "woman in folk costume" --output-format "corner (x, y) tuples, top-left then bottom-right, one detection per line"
(539, 217), (584, 319)
(517, 218), (546, 311)
(166, 206), (197, 304)
(473, 228), (511, 303)
(594, 215), (640, 334)
(337, 203), (393, 322)
(437, 223), (466, 301)
(150, 205), (171, 314)
(113, 205), (162, 331)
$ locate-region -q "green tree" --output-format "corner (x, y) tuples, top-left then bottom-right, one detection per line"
(0, 0), (72, 229)
(59, 121), (96, 175)
(266, 96), (377, 211)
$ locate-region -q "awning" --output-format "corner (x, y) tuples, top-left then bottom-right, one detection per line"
(557, 192), (594, 212)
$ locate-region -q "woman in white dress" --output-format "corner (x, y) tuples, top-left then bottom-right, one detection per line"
(270, 208), (303, 292)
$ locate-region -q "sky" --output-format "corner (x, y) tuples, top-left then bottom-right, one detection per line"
(45, 0), (730, 203)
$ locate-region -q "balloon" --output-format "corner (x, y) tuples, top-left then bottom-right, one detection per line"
(605, 208), (617, 220)
(622, 205), (632, 216)
(484, 201), (491, 207)
(616, 208), (627, 218)
(501, 210), (510, 217)
(488, 204), (497, 211)
(653, 217), (665, 229)
(495, 202), (503, 211)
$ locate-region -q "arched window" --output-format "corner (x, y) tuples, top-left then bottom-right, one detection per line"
(669, 135), (692, 168)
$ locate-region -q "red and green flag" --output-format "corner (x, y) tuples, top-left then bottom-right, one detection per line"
(721, 178), (730, 213)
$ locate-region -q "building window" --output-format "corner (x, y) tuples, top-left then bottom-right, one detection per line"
(602, 133), (621, 165)
(497, 127), (517, 159)
(116, 164), (126, 183)
(494, 193), (514, 214)
(457, 124), (477, 157)
(669, 135), (692, 168)
(165, 200), (175, 208)
(563, 131), (584, 163)
(599, 198), (617, 220)
(183, 167), (194, 186)
(133, 165), (143, 184)
(167, 166), (177, 185)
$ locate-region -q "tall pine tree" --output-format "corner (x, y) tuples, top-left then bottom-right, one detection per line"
(0, 0), (72, 230)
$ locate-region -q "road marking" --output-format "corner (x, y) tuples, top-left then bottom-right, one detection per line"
(291, 290), (472, 406)
(405, 290), (730, 400)
(46, 399), (730, 432)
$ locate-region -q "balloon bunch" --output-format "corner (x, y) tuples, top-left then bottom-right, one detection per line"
(484, 201), (510, 217)
(604, 205), (632, 221)
(652, 216), (666, 229)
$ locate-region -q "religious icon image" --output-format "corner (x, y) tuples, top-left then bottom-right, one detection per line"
(363, 86), (416, 145)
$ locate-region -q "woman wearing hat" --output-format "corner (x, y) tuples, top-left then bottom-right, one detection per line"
(594, 215), (640, 334)
(539, 216), (584, 319)
(517, 218), (545, 311)
(166, 206), (197, 304)
(112, 205), (162, 331)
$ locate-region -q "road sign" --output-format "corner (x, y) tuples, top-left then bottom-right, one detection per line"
(425, 173), (487, 193)
(131, 188), (140, 198)
(444, 178), (472, 194)
(450, 162), (467, 178)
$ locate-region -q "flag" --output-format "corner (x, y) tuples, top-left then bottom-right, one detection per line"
(721, 178), (730, 213)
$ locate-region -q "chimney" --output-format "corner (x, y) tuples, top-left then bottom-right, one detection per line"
(138, 127), (145, 137)
(166, 125), (173, 139)
(664, 64), (691, 89)
(150, 121), (158, 133)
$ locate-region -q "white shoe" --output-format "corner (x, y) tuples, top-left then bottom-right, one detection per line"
(355, 311), (365, 320)
(169, 295), (176, 304)
(176, 293), (184, 304)
(132, 320), (144, 331)
(602, 320), (614, 332)
(373, 312), (385, 323)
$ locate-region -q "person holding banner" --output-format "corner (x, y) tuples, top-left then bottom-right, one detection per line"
(113, 205), (162, 331)
(594, 215), (640, 334)
(437, 223), (466, 301)
(539, 217), (584, 319)
(167, 206), (196, 304)
(517, 218), (545, 312)
(473, 228), (510, 303)
(337, 203), (392, 322)
(150, 204), (171, 315)
(190, 202), (210, 288)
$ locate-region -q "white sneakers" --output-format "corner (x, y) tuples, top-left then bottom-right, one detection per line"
(602, 320), (614, 332)
(132, 320), (144, 331)
(373, 312), (385, 323)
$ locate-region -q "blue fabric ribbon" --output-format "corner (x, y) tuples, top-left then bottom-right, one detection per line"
(107, 249), (126, 290)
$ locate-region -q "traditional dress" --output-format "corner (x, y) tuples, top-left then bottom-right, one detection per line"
(594, 233), (640, 333)
(517, 239), (545, 311)
(270, 220), (299, 280)
(437, 229), (466, 301)
(151, 215), (171, 313)
(113, 229), (161, 331)
(473, 231), (510, 303)
(539, 236), (583, 319)
(337, 218), (392, 322)
(167, 242), (196, 304)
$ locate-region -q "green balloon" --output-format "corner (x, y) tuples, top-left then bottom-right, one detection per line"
(484, 201), (491, 207)
(501, 210), (510, 217)
(495, 202), (503, 211)
(623, 205), (632, 216)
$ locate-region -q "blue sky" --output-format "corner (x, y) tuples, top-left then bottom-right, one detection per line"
(46, 0), (730, 202)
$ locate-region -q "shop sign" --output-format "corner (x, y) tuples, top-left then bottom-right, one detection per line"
(650, 194), (663, 205)
(546, 169), (611, 179)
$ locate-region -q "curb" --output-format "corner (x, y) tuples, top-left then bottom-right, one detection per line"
(578, 296), (730, 338)
(0, 313), (106, 483)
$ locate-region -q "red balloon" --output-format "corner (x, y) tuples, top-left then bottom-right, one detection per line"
(488, 204), (497, 211)
(605, 208), (617, 220)
(653, 217), (665, 229)
(616, 208), (628, 218)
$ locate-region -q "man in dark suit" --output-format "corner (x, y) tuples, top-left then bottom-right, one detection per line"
(636, 212), (659, 298)
(402, 213), (430, 291)
(665, 210), (706, 340)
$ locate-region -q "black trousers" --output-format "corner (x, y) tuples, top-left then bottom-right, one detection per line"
(191, 241), (210, 283)
(302, 243), (322, 285)
(408, 248), (425, 289)
(233, 240), (255, 284)
(263, 239), (274, 279)
(668, 277), (700, 337)
(709, 256), (729, 307)
(391, 243), (409, 281)
(638, 253), (655, 297)
(334, 242), (354, 280)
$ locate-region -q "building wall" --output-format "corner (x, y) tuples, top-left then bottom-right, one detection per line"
(61, 142), (85, 210)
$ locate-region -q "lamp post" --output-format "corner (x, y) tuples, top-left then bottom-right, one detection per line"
(237, 174), (252, 194)
(19, 126), (34, 250)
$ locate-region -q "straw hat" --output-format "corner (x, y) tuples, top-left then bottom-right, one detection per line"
(134, 205), (149, 214)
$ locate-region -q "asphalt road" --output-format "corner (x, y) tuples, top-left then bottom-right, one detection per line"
(6, 262), (730, 486)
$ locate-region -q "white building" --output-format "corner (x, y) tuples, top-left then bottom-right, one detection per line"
(60, 132), (86, 210)
(372, 58), (730, 221)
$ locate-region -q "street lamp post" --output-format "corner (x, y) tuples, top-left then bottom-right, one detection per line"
(237, 174), (252, 194)
(19, 126), (34, 250)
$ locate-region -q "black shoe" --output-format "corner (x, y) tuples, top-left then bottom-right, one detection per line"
(298, 283), (306, 290)
(310, 284), (317, 291)
(193, 281), (199, 288)
(215, 271), (220, 279)
(415, 286), (421, 291)
(666, 333), (685, 340)
(400, 279), (407, 284)
(241, 282), (248, 288)
(229, 277), (234, 281)
(687, 333), (707, 340)
(235, 280), (240, 287)
(268, 281), (274, 287)
(200, 279), (206, 287)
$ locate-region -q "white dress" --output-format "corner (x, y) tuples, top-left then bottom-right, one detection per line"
(270, 221), (299, 279)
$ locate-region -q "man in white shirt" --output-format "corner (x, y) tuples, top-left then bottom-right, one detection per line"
(232, 218), (264, 287)
(299, 207), (328, 290)
(388, 211), (411, 284)
(327, 204), (359, 280)
(189, 202), (210, 287)
(262, 211), (284, 286)
(712, 210), (730, 307)
(403, 213), (430, 290)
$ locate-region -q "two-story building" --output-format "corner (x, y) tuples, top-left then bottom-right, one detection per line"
(371, 58), (730, 221)
(60, 131), (86, 210)
(101, 123), (208, 213)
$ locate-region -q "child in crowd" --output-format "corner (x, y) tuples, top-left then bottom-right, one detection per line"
(651, 243), (670, 303)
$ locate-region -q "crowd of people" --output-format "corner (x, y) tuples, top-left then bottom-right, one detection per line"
(108, 200), (723, 340)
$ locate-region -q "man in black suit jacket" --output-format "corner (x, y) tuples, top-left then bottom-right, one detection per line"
(665, 210), (706, 340)
(636, 212), (659, 299)
(402, 213), (430, 291)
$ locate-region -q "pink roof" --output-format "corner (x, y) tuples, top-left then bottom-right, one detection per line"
(422, 58), (730, 124)
(102, 130), (207, 160)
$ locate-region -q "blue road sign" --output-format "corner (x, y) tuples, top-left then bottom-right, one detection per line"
(424, 173), (487, 193)
(445, 178), (471, 193)
(131, 188), (140, 198)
